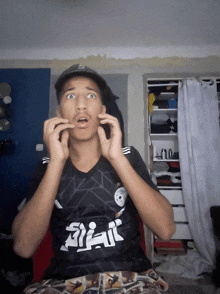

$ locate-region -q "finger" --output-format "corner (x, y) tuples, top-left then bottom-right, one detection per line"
(99, 117), (122, 138)
(99, 117), (119, 128)
(44, 123), (74, 143)
(44, 117), (69, 129)
(47, 117), (69, 128)
(44, 117), (70, 132)
(52, 123), (75, 137)
(98, 113), (118, 122)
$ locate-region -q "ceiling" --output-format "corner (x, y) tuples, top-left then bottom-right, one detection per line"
(1, 0), (220, 59)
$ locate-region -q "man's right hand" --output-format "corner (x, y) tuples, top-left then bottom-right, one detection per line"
(12, 117), (75, 259)
(43, 117), (75, 163)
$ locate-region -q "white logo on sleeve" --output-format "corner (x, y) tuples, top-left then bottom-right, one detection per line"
(114, 187), (127, 207)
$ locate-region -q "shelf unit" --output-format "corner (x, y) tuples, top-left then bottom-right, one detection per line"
(146, 78), (192, 258)
(144, 77), (220, 259)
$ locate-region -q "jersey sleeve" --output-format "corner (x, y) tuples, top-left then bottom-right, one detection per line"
(127, 146), (159, 192)
(25, 158), (48, 202)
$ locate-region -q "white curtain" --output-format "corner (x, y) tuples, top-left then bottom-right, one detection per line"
(156, 79), (220, 279)
(178, 79), (220, 273)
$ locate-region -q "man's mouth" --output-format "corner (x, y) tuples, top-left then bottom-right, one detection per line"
(75, 116), (90, 128)
(77, 118), (88, 123)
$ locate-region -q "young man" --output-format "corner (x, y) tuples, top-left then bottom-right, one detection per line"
(12, 64), (175, 293)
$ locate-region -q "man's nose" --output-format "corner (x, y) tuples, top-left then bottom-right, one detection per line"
(76, 95), (87, 110)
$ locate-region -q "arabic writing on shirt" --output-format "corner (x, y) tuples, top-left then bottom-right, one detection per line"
(60, 219), (124, 252)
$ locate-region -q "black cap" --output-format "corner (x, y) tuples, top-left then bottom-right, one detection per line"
(55, 64), (107, 98)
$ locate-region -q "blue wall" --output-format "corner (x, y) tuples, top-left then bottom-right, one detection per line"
(0, 69), (50, 228)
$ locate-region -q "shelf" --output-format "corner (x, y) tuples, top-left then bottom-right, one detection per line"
(150, 108), (177, 116)
(151, 108), (177, 113)
(157, 186), (182, 190)
(153, 158), (179, 162)
(148, 83), (179, 87)
(150, 133), (178, 140)
(150, 109), (177, 120)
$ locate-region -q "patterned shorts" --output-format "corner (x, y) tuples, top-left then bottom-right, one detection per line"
(23, 269), (168, 294)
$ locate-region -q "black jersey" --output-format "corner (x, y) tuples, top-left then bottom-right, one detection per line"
(26, 146), (159, 279)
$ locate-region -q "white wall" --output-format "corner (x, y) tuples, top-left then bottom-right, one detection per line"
(1, 57), (220, 161)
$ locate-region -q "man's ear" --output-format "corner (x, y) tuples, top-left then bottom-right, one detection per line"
(101, 105), (106, 114)
(56, 106), (62, 118)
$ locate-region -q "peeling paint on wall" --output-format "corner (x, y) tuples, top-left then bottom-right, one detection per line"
(1, 56), (220, 75)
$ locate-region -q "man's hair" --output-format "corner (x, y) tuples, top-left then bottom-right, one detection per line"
(55, 64), (125, 145)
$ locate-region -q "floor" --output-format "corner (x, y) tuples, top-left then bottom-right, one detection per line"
(159, 271), (219, 294)
(153, 256), (219, 294)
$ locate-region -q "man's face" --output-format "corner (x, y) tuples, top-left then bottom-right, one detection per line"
(57, 76), (106, 142)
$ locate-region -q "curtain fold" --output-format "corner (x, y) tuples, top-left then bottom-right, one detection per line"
(178, 78), (220, 271)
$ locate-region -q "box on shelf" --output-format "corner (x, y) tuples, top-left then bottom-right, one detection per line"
(168, 98), (178, 108)
(154, 240), (184, 248)
(155, 247), (186, 255)
(159, 92), (176, 100)
(154, 239), (187, 255)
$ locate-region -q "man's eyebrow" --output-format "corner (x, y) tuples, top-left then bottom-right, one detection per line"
(62, 87), (99, 94)
(62, 87), (75, 94)
(85, 87), (100, 93)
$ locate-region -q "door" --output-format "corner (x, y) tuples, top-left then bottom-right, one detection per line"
(0, 68), (50, 228)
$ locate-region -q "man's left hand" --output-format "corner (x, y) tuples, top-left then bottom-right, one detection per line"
(97, 114), (123, 162)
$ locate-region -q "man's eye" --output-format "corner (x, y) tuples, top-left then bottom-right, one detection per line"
(88, 94), (95, 99)
(67, 94), (75, 99)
